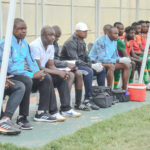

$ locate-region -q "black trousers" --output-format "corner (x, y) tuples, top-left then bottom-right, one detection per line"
(12, 74), (71, 116)
(51, 74), (71, 113)
(12, 75), (33, 116)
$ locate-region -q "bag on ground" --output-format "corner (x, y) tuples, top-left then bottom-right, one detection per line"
(92, 86), (113, 108)
(112, 89), (129, 102)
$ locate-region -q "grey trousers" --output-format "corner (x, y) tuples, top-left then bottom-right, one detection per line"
(4, 79), (25, 118)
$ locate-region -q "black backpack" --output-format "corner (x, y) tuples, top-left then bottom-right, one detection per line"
(112, 89), (129, 102)
(92, 86), (113, 108)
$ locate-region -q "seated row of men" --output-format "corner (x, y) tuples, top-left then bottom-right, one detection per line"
(0, 18), (149, 135)
(112, 21), (150, 89)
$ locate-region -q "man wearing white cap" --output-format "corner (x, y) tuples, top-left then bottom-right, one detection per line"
(61, 22), (106, 110)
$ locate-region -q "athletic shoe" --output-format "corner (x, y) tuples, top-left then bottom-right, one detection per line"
(84, 99), (99, 110)
(61, 109), (82, 117)
(9, 120), (21, 129)
(0, 118), (21, 135)
(74, 103), (91, 111)
(16, 116), (33, 130)
(34, 111), (57, 123)
(52, 113), (66, 122)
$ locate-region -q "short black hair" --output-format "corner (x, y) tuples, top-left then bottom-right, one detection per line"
(103, 24), (112, 30)
(114, 22), (123, 27)
(108, 26), (118, 33)
(52, 25), (61, 35)
(131, 22), (141, 28)
(41, 26), (54, 36)
(138, 20), (146, 25)
(125, 26), (134, 33)
(131, 22), (137, 27)
(145, 20), (150, 24)
(14, 18), (25, 28)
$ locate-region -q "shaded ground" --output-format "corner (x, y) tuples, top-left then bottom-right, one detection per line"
(0, 90), (150, 149)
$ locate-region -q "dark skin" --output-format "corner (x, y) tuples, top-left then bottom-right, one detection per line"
(116, 24), (124, 36)
(116, 27), (135, 80)
(134, 25), (144, 53)
(141, 23), (147, 34)
(146, 23), (150, 33)
(116, 24), (128, 57)
(103, 28), (130, 90)
(54, 29), (61, 42)
(13, 22), (27, 42)
(135, 25), (141, 34)
(103, 29), (108, 35)
(75, 30), (88, 41)
(35, 27), (69, 80)
(126, 30), (142, 77)
(140, 23), (150, 52)
(118, 49), (128, 58)
(108, 27), (119, 41)
(53, 28), (76, 71)
(13, 21), (45, 80)
(126, 30), (142, 64)
(5, 76), (15, 89)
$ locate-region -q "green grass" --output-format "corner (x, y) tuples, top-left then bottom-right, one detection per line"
(0, 143), (29, 150)
(1, 104), (150, 150)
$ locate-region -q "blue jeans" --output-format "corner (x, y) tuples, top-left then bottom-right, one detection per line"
(78, 66), (106, 99)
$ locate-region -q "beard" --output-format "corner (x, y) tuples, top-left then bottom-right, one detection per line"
(126, 35), (134, 41)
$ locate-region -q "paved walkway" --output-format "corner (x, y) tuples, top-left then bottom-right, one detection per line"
(0, 90), (150, 149)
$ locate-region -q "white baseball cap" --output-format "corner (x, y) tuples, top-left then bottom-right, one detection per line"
(75, 22), (88, 31)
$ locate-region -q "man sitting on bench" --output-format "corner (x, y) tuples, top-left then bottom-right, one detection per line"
(89, 26), (131, 90)
(30, 26), (82, 119)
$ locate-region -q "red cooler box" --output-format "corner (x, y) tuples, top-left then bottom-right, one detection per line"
(128, 83), (146, 102)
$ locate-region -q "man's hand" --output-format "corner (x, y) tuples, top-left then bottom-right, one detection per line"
(139, 59), (143, 64)
(119, 57), (131, 65)
(91, 63), (104, 72)
(67, 63), (77, 71)
(5, 77), (15, 89)
(58, 71), (70, 80)
(33, 70), (46, 81)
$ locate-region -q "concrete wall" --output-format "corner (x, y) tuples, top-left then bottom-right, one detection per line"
(1, 0), (150, 46)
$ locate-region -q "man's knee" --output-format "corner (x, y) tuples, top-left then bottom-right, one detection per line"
(22, 76), (33, 88)
(131, 61), (136, 69)
(15, 81), (25, 93)
(122, 63), (130, 70)
(75, 70), (83, 79)
(44, 74), (53, 83)
(102, 67), (106, 74)
(87, 67), (94, 76)
(10, 80), (25, 95)
(69, 72), (75, 81)
(107, 64), (115, 71)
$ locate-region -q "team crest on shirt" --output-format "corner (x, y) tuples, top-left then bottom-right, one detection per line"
(100, 44), (105, 49)
(40, 56), (43, 60)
